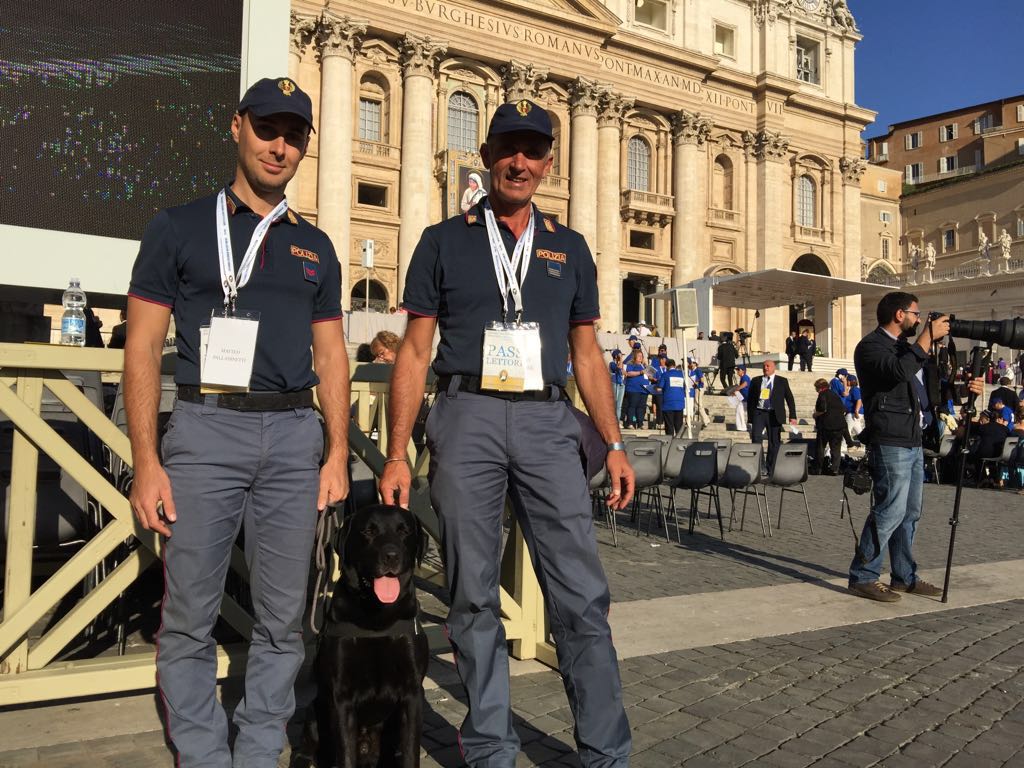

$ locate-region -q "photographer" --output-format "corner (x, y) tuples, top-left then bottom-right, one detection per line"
(717, 333), (738, 390)
(847, 292), (983, 602)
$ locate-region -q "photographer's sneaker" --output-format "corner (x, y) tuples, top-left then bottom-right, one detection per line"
(890, 579), (943, 597)
(848, 581), (901, 602)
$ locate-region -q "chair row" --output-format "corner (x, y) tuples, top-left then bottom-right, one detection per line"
(591, 436), (812, 546)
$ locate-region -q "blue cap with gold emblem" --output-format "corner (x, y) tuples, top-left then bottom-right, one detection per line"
(487, 99), (554, 140)
(238, 77), (315, 131)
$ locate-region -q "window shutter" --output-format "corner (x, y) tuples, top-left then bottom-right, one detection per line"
(952, 122), (959, 139)
(939, 127), (945, 142)
(973, 118), (981, 134)
(904, 134), (912, 150)
(904, 165), (913, 183)
(1017, 104), (1024, 122)
(1018, 138), (1024, 156)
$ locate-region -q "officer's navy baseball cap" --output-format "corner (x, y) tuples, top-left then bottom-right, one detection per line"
(487, 99), (554, 141)
(836, 368), (849, 376)
(611, 349), (622, 357)
(238, 77), (315, 132)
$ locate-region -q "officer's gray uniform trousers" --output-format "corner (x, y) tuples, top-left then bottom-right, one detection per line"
(158, 398), (323, 768)
(426, 378), (632, 767)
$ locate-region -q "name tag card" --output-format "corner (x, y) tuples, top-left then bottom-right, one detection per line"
(758, 386), (772, 410)
(669, 377), (686, 388)
(201, 311), (260, 392)
(481, 322), (544, 392)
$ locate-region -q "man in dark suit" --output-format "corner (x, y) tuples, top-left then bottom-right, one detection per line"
(108, 309), (127, 349)
(797, 330), (815, 371)
(717, 335), (738, 390)
(747, 359), (797, 474)
(812, 378), (846, 474)
(785, 331), (798, 371)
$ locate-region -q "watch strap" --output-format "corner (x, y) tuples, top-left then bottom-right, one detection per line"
(607, 441), (626, 452)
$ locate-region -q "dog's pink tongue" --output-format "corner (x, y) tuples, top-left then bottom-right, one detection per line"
(373, 576), (400, 604)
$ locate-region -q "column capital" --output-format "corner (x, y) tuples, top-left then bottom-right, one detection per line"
(741, 129), (789, 160)
(568, 77), (601, 117)
(315, 16), (367, 62)
(400, 34), (447, 78)
(753, 0), (784, 26)
(839, 156), (867, 185)
(289, 12), (319, 58)
(501, 60), (548, 103)
(597, 91), (634, 129)
(671, 110), (712, 146)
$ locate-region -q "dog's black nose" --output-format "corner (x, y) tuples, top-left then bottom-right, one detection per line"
(380, 543), (401, 572)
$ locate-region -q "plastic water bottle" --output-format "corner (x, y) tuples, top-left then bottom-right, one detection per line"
(60, 278), (87, 346)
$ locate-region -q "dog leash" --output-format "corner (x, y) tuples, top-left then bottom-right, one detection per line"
(309, 504), (340, 635)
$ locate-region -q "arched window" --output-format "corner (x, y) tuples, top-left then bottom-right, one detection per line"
(712, 154), (733, 210)
(352, 279), (389, 313)
(447, 92), (479, 152)
(627, 136), (650, 191)
(548, 111), (561, 174)
(796, 174), (816, 227)
(358, 73), (389, 143)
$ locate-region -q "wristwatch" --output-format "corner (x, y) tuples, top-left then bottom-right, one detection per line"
(607, 441), (626, 452)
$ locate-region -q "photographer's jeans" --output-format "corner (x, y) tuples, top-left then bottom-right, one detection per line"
(849, 444), (924, 586)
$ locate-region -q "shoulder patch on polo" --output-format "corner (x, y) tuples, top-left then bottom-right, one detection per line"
(543, 217), (556, 233)
(465, 213), (478, 225)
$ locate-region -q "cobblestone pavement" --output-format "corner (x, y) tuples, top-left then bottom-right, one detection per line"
(597, 475), (1024, 603)
(1, 476), (1022, 767)
(418, 601), (1024, 768)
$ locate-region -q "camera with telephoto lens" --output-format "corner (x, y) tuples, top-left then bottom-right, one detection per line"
(926, 313), (1024, 348)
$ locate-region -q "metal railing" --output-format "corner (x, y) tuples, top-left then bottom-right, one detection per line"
(906, 164), (977, 185)
(0, 344), (554, 705)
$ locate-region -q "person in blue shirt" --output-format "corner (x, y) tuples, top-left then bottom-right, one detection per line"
(623, 348), (649, 430)
(648, 352), (668, 429)
(686, 358), (705, 428)
(733, 364), (750, 432)
(608, 349), (625, 424)
(658, 359), (687, 436)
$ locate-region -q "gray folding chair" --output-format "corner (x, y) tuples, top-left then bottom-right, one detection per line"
(979, 435), (1020, 485)
(765, 442), (813, 533)
(925, 431), (955, 484)
(695, 438), (731, 521)
(625, 439), (669, 540)
(588, 465), (618, 547)
(720, 444), (771, 537)
(669, 442), (723, 541)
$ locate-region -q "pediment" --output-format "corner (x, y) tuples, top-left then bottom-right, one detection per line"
(491, 0), (622, 35)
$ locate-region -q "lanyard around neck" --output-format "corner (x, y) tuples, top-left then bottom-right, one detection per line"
(483, 201), (535, 322)
(215, 189), (288, 312)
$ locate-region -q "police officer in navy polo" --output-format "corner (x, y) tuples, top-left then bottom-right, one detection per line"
(124, 77), (350, 768)
(380, 100), (634, 767)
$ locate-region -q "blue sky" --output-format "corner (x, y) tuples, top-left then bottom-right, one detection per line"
(852, 0), (1024, 138)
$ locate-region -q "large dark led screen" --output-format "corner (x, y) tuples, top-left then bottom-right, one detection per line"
(1, 2), (243, 241)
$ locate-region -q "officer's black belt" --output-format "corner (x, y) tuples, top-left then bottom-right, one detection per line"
(176, 385), (313, 411)
(437, 375), (564, 402)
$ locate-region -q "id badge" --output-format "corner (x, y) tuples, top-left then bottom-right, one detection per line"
(201, 310), (260, 392)
(481, 322), (544, 392)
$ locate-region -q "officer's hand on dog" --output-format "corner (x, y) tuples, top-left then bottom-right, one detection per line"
(318, 455), (350, 512)
(605, 452), (635, 511)
(130, 461), (176, 538)
(379, 459), (411, 508)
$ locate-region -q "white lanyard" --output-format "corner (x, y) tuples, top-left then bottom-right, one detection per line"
(215, 189), (288, 311)
(483, 201), (535, 321)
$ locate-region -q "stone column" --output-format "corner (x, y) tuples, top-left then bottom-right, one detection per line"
(397, 34), (447, 301)
(500, 60), (547, 103)
(287, 13), (318, 207)
(568, 78), (601, 252)
(595, 91), (633, 329)
(839, 156), (867, 359)
(315, 17), (366, 312)
(747, 129), (790, 352)
(670, 111), (712, 289)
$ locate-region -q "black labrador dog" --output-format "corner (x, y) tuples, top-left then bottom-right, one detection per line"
(296, 504), (429, 768)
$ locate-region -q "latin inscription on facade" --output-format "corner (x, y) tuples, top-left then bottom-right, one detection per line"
(374, 0), (783, 116)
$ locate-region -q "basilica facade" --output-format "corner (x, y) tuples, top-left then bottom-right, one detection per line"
(286, 0), (874, 357)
